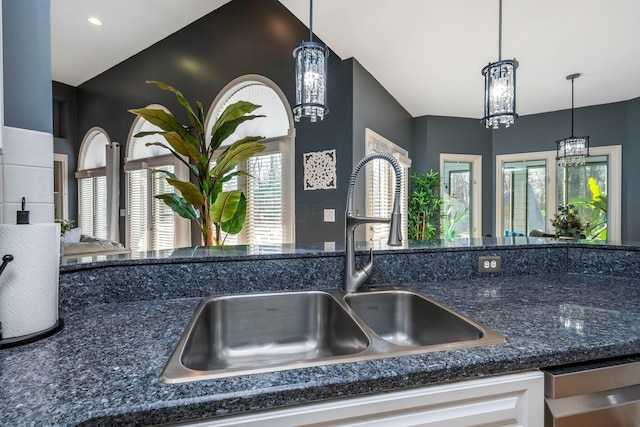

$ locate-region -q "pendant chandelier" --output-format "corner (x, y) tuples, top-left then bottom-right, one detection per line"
(556, 73), (590, 167)
(293, 0), (329, 122)
(481, 0), (518, 129)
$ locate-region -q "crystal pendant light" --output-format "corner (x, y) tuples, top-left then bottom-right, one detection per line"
(556, 74), (590, 167)
(481, 0), (518, 129)
(293, 0), (329, 122)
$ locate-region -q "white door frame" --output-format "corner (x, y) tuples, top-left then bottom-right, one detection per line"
(495, 145), (621, 241)
(440, 153), (482, 238)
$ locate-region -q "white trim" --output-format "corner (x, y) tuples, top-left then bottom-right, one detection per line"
(78, 126), (111, 170)
(440, 153), (482, 238)
(495, 150), (557, 237)
(495, 146), (621, 241)
(206, 75), (296, 244)
(53, 153), (68, 220)
(187, 371), (544, 427)
(589, 145), (622, 241)
(365, 128), (412, 243)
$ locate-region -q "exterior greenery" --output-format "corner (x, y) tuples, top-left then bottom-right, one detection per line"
(407, 170), (442, 240)
(129, 81), (265, 246)
(570, 177), (607, 240)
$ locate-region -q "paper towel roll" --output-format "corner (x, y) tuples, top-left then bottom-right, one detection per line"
(0, 224), (60, 339)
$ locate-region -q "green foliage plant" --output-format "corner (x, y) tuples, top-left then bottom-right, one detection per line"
(407, 170), (442, 240)
(443, 200), (468, 240)
(129, 81), (266, 246)
(569, 177), (607, 240)
(551, 203), (586, 239)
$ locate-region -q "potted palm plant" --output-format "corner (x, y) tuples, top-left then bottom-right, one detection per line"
(129, 81), (266, 246)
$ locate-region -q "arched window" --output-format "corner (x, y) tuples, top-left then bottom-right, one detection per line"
(124, 105), (190, 253)
(205, 75), (295, 245)
(76, 127), (119, 240)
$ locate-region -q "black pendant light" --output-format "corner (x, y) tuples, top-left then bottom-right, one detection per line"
(293, 0), (329, 122)
(481, 0), (518, 129)
(556, 74), (590, 167)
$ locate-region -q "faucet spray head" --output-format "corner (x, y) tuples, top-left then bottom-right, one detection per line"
(387, 199), (402, 246)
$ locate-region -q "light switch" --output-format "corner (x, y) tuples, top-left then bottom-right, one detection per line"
(120, 208), (126, 217)
(324, 208), (335, 222)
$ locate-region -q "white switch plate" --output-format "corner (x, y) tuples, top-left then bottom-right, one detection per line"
(120, 208), (126, 217)
(324, 208), (335, 222)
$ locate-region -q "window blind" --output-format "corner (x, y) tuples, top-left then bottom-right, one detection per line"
(246, 153), (283, 244)
(78, 176), (108, 239)
(152, 166), (175, 250)
(127, 169), (148, 253)
(366, 158), (409, 244)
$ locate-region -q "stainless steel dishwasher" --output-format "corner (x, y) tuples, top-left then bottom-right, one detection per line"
(543, 355), (640, 426)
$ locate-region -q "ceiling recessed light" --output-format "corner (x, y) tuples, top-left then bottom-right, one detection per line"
(88, 16), (103, 26)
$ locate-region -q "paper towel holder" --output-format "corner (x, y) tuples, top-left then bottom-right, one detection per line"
(0, 253), (64, 349)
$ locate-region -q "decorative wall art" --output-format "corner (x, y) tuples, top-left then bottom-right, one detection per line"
(303, 149), (337, 190)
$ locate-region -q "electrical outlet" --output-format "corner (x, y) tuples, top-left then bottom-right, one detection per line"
(478, 256), (502, 273)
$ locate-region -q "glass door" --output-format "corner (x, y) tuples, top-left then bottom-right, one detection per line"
(558, 155), (608, 240)
(441, 154), (482, 238)
(496, 151), (557, 238)
(502, 159), (547, 237)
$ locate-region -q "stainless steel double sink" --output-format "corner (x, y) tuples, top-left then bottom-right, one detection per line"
(160, 287), (505, 383)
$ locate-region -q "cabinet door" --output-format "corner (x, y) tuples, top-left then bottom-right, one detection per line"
(188, 371), (544, 427)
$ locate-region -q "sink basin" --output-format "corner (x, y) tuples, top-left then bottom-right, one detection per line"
(161, 291), (369, 382)
(345, 290), (484, 347)
(161, 287), (505, 383)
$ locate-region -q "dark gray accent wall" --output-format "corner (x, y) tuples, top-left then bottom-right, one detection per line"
(2, 0), (52, 133)
(351, 59), (412, 229)
(625, 98), (640, 241)
(411, 115), (493, 235)
(491, 101), (630, 239)
(75, 0), (354, 244)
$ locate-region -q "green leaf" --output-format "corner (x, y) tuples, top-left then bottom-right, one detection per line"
(166, 178), (204, 207)
(146, 81), (203, 134)
(150, 169), (177, 180)
(155, 194), (198, 220)
(221, 192), (246, 235)
(128, 107), (198, 146)
(210, 190), (242, 224)
(211, 137), (266, 178)
(162, 131), (202, 164)
(210, 115), (265, 150)
(211, 101), (261, 139)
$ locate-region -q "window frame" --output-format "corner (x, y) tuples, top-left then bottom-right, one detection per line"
(495, 145), (621, 240)
(364, 128), (412, 244)
(205, 74), (296, 245)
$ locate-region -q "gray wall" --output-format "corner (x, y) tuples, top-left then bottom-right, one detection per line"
(2, 0), (51, 133)
(351, 59), (412, 226)
(411, 115), (493, 235)
(625, 98), (640, 241)
(491, 101), (631, 239)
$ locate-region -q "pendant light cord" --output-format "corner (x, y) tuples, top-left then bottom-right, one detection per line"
(309, 0), (314, 42)
(498, 0), (502, 60)
(570, 78), (575, 137)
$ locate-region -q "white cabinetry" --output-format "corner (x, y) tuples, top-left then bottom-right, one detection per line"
(186, 371), (544, 427)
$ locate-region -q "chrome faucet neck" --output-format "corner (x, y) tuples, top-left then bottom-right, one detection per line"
(344, 153), (402, 293)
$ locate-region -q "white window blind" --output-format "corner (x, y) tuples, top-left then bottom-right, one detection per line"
(246, 153), (283, 244)
(78, 176), (107, 239)
(365, 129), (411, 245)
(152, 166), (175, 250)
(127, 169), (148, 253)
(126, 166), (175, 252)
(367, 160), (409, 243)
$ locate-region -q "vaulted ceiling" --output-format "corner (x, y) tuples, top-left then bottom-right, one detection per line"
(51, 0), (640, 119)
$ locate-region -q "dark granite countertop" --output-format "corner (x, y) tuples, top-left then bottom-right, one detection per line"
(2, 272), (639, 426)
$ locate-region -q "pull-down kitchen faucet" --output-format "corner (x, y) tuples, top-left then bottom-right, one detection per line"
(344, 153), (402, 293)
